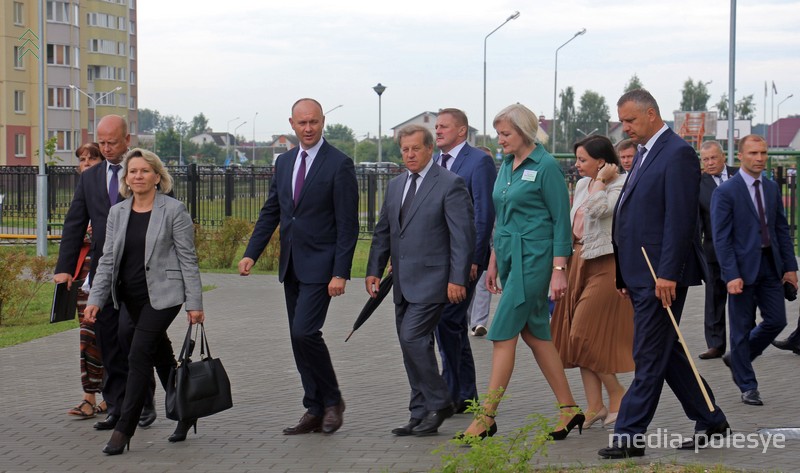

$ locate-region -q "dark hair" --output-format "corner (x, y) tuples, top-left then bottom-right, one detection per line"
(573, 135), (620, 166)
(75, 142), (104, 160)
(438, 108), (469, 128)
(617, 88), (661, 116)
(738, 134), (766, 150)
(615, 138), (636, 153)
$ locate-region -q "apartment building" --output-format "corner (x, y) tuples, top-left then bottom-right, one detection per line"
(1, 0), (138, 166)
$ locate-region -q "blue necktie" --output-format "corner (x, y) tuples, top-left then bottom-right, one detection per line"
(108, 164), (121, 205)
(294, 151), (308, 206)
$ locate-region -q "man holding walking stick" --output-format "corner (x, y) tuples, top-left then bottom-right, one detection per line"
(598, 89), (729, 459)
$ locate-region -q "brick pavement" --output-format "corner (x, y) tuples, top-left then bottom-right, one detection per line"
(1, 273), (799, 472)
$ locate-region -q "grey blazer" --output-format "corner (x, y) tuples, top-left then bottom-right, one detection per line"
(88, 192), (203, 311)
(367, 163), (475, 304)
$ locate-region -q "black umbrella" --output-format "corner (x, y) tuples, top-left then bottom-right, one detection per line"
(345, 273), (393, 342)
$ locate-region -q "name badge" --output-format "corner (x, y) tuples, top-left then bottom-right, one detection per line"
(522, 170), (538, 182)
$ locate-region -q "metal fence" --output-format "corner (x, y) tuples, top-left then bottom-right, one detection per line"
(0, 164), (404, 239)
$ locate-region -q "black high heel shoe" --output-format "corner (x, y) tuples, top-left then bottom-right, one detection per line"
(454, 414), (497, 440)
(168, 418), (198, 443)
(549, 405), (585, 441)
(102, 430), (131, 455)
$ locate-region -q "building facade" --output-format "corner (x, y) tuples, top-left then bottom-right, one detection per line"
(1, 0), (138, 166)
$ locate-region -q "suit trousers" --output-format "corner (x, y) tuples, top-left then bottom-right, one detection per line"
(703, 260), (728, 351)
(283, 263), (341, 417)
(115, 293), (179, 437)
(728, 248), (787, 392)
(396, 300), (452, 419)
(467, 271), (491, 329)
(614, 286), (726, 439)
(93, 302), (129, 417)
(435, 273), (480, 406)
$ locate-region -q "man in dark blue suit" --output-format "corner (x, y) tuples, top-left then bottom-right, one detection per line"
(239, 98), (358, 435)
(55, 115), (157, 430)
(712, 134), (798, 406)
(697, 141), (738, 360)
(432, 109), (497, 413)
(598, 90), (728, 459)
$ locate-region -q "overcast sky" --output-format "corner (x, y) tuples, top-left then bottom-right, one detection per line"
(137, 0), (800, 141)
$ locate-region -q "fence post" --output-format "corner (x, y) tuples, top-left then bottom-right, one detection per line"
(188, 163), (198, 223)
(224, 167), (234, 217)
(367, 172), (377, 233)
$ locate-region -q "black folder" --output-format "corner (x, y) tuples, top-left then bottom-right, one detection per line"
(50, 280), (82, 323)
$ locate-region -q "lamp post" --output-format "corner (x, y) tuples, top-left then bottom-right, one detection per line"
(575, 127), (598, 137)
(252, 112), (259, 164)
(777, 94), (794, 148)
(483, 11), (520, 146)
(226, 116), (240, 164)
(233, 121), (247, 165)
(552, 28), (586, 153)
(325, 104), (344, 115)
(69, 84), (122, 139)
(373, 83), (386, 162)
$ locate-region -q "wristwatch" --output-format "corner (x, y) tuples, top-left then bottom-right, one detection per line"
(553, 266), (567, 271)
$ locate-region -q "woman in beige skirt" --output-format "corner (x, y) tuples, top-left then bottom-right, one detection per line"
(551, 135), (634, 429)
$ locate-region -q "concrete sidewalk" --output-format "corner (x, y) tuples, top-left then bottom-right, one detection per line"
(1, 273), (799, 472)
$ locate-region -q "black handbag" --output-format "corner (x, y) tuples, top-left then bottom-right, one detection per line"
(165, 323), (233, 421)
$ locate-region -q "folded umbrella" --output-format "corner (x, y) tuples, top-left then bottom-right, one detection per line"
(345, 273), (393, 342)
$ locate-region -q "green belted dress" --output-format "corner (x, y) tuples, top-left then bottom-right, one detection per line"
(488, 145), (572, 341)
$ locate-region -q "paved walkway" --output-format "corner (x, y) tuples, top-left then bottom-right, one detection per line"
(2, 273), (799, 472)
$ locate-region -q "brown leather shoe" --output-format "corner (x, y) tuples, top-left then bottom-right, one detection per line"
(282, 412), (322, 435)
(321, 399), (345, 434)
(698, 347), (724, 359)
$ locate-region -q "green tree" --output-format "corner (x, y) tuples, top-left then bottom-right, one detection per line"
(716, 94), (729, 119)
(556, 86), (576, 152)
(576, 90), (610, 138)
(139, 108), (161, 133)
(188, 113), (209, 137)
(324, 124), (355, 142)
(680, 78), (712, 111)
(155, 128), (181, 162)
(736, 94), (756, 120)
(624, 74), (644, 93)
(354, 139), (377, 163)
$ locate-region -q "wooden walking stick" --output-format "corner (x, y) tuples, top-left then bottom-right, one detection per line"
(641, 247), (715, 412)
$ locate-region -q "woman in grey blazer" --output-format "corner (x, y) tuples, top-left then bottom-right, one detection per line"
(84, 148), (205, 455)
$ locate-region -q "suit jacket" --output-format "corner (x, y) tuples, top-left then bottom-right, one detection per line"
(243, 139), (359, 283)
(56, 162), (121, 280)
(698, 166), (738, 263)
(612, 127), (705, 288)
(440, 143), (497, 269)
(711, 173), (798, 284)
(87, 192), (203, 311)
(366, 163), (475, 304)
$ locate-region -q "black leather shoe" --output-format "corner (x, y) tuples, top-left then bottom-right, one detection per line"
(678, 420), (731, 449)
(282, 412), (322, 435)
(598, 445), (645, 459)
(771, 338), (800, 351)
(102, 430), (130, 455)
(698, 347), (723, 359)
(94, 414), (119, 431)
(138, 404), (157, 428)
(411, 405), (455, 436)
(741, 389), (763, 406)
(168, 418), (197, 442)
(391, 418), (422, 436)
(321, 399), (345, 434)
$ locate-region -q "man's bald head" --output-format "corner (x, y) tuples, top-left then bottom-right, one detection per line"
(96, 115), (130, 163)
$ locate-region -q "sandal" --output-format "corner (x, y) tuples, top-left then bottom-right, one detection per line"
(68, 400), (97, 419)
(95, 400), (107, 414)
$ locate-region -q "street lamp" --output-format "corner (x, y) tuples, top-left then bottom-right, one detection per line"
(69, 84), (122, 139)
(552, 28), (586, 153)
(576, 127), (598, 137)
(483, 11), (521, 146)
(373, 83), (386, 162)
(252, 112), (259, 164)
(776, 94), (794, 148)
(226, 116), (240, 164)
(232, 121), (247, 165)
(325, 104), (344, 115)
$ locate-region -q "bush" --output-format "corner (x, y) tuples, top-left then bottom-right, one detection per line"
(0, 249), (57, 325)
(195, 218), (253, 269)
(254, 228), (280, 271)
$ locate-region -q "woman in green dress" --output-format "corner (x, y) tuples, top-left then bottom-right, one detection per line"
(461, 104), (584, 441)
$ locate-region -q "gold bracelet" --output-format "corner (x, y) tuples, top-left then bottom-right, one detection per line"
(553, 266), (567, 271)
(597, 177), (606, 184)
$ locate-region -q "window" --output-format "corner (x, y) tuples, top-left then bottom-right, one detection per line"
(130, 121), (137, 134)
(129, 45), (136, 59)
(47, 44), (71, 66)
(48, 130), (79, 151)
(118, 41), (125, 55)
(129, 96), (136, 110)
(130, 71), (136, 84)
(48, 87), (73, 109)
(74, 47), (80, 68)
(15, 134), (27, 157)
(88, 38), (117, 55)
(73, 4), (79, 26)
(13, 46), (24, 69)
(129, 20), (136, 34)
(14, 90), (26, 113)
(94, 92), (116, 106)
(130, 0), (136, 9)
(14, 2), (24, 25)
(118, 17), (125, 30)
(46, 1), (70, 23)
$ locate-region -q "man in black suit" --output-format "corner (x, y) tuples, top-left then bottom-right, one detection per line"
(697, 140), (737, 360)
(55, 115), (157, 430)
(239, 98), (358, 435)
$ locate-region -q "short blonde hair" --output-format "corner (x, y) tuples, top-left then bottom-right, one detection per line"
(493, 103), (538, 146)
(119, 148), (173, 197)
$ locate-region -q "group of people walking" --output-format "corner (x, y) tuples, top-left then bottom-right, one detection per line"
(58, 88), (797, 460)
